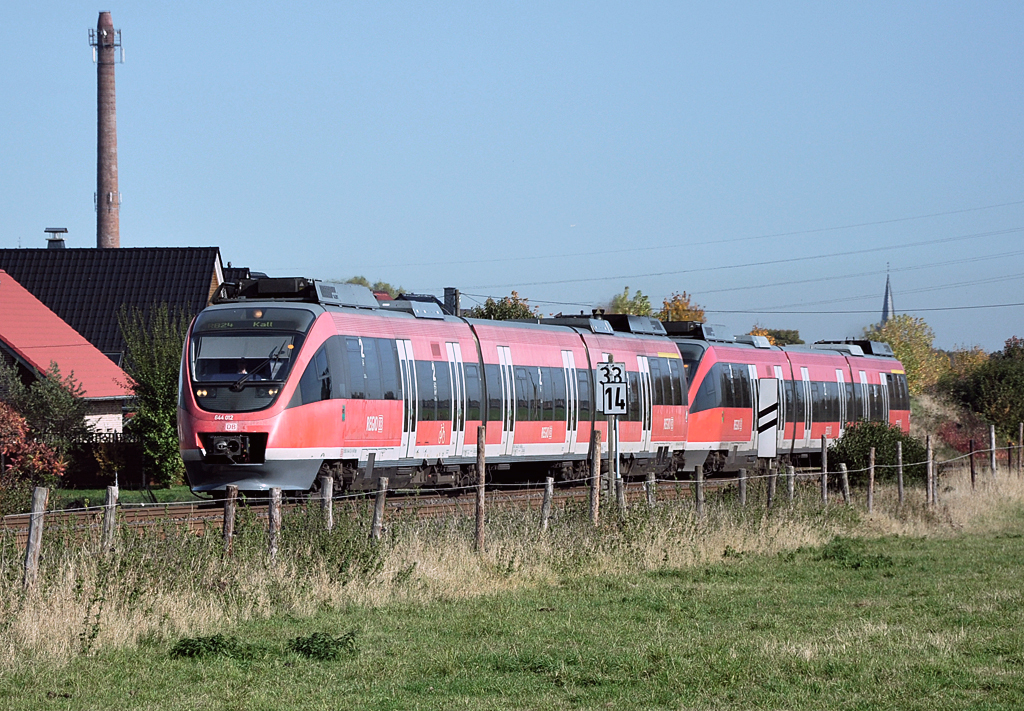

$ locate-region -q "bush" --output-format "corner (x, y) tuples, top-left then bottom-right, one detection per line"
(828, 420), (927, 485)
(940, 336), (1024, 440)
(0, 402), (65, 515)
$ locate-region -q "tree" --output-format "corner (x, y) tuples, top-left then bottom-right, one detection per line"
(657, 291), (705, 323)
(748, 326), (777, 345)
(119, 304), (192, 487)
(0, 360), (91, 457)
(764, 329), (803, 346)
(0, 401), (65, 515)
(609, 286), (652, 316)
(941, 337), (1024, 438)
(864, 315), (947, 395)
(464, 291), (539, 320)
(345, 276), (403, 298)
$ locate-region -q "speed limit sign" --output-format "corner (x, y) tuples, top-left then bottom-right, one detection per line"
(596, 362), (627, 415)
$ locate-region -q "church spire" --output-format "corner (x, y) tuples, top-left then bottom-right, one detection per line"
(881, 265), (894, 326)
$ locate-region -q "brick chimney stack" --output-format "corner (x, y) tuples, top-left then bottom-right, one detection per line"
(92, 11), (121, 248)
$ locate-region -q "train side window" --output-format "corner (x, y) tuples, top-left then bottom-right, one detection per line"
(897, 374), (910, 410)
(791, 379), (804, 422)
(325, 336), (348, 399)
(783, 379), (794, 423)
(628, 371), (641, 421)
(379, 339), (400, 400)
(485, 364), (502, 422)
(810, 381), (823, 422)
(552, 368), (566, 421)
(845, 382), (858, 422)
(435, 360), (452, 421)
(298, 345), (331, 404)
(577, 370), (592, 423)
(515, 367), (529, 421)
(732, 364), (751, 409)
(668, 358), (686, 406)
(540, 367), (555, 421)
(464, 364), (482, 422)
(649, 358), (665, 406)
(691, 363), (721, 413)
(415, 360), (436, 421)
(362, 338), (383, 400)
(345, 337), (365, 399)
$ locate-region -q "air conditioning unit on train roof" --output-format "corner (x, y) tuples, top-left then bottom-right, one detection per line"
(814, 339), (894, 357)
(733, 335), (772, 348)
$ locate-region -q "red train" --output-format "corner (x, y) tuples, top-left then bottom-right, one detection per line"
(667, 322), (910, 473)
(177, 278), (910, 492)
(178, 279), (690, 492)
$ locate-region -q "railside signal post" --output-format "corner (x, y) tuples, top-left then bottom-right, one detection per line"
(596, 362), (627, 488)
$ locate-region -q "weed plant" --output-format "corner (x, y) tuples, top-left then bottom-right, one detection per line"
(0, 464), (1020, 670)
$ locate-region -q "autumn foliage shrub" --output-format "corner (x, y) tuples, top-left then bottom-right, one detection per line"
(0, 402), (64, 514)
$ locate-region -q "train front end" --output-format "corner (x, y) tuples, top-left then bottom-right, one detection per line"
(178, 300), (322, 492)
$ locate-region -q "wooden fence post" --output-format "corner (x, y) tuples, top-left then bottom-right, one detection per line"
(929, 434), (937, 506)
(990, 424), (998, 478)
(102, 485), (118, 550)
(475, 425), (486, 552)
(897, 440), (905, 505)
(22, 486), (48, 590)
(1018, 422), (1023, 477)
(589, 430), (601, 525)
(839, 463), (850, 506)
(787, 464), (795, 504)
(969, 439), (977, 490)
(738, 468), (747, 507)
(540, 477), (554, 533)
(645, 471), (656, 508)
(766, 462), (777, 511)
(319, 475), (334, 532)
(268, 487), (282, 562)
(370, 477), (388, 540)
(695, 465), (705, 519)
(820, 435), (828, 505)
(867, 447), (875, 514)
(223, 485), (238, 553)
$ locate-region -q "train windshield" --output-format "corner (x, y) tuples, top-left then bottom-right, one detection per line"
(187, 306), (316, 413)
(191, 334), (300, 383)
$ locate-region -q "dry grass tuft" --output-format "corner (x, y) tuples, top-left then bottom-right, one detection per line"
(2, 466), (1023, 668)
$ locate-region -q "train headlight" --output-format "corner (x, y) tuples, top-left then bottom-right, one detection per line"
(196, 388), (208, 397)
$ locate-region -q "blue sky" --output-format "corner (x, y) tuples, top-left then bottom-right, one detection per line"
(2, 2), (1022, 350)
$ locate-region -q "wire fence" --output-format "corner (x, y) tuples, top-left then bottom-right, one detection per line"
(5, 434), (1024, 590)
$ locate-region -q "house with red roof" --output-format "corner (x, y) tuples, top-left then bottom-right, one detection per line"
(0, 269), (130, 432)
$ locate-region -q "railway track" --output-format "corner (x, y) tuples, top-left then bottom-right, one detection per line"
(0, 476), (748, 548)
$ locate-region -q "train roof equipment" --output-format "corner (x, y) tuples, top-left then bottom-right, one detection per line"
(212, 277), (379, 310)
(814, 339), (895, 358)
(661, 321), (733, 342)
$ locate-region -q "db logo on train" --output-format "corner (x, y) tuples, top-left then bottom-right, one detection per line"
(366, 415), (384, 433)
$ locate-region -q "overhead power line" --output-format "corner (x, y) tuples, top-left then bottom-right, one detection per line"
(706, 302), (1024, 315)
(352, 198), (1024, 270)
(465, 227), (1024, 289)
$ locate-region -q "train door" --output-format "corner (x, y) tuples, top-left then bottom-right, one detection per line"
(497, 346), (516, 456)
(801, 367), (812, 448)
(561, 350), (579, 453)
(859, 370), (869, 421)
(637, 355), (653, 452)
(878, 372), (891, 424)
(773, 365), (787, 454)
(396, 339), (418, 459)
(446, 342), (467, 457)
(756, 378), (779, 458)
(836, 369), (847, 436)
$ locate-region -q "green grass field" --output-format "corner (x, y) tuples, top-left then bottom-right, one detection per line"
(48, 484), (201, 510)
(3, 504), (1023, 709)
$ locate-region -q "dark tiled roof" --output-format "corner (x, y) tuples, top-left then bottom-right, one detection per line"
(0, 247), (222, 357)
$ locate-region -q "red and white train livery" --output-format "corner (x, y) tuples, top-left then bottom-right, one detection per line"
(178, 279), (691, 491)
(667, 322), (911, 473)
